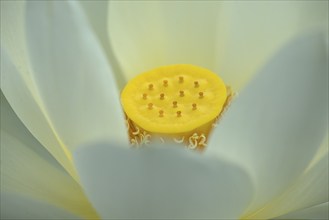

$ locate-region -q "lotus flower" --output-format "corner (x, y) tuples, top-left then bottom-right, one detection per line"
(1, 1), (328, 219)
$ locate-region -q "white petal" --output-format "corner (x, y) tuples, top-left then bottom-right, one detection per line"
(108, 1), (221, 82)
(73, 142), (254, 219)
(275, 202), (329, 220)
(1, 192), (80, 219)
(0, 92), (98, 219)
(207, 30), (328, 215)
(215, 1), (328, 89)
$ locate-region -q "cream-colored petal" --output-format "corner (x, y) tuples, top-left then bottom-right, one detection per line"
(1, 1), (128, 177)
(0, 92), (98, 219)
(207, 30), (328, 216)
(275, 202), (329, 220)
(1, 192), (80, 219)
(215, 1), (328, 90)
(74, 142), (254, 219)
(108, 1), (221, 83)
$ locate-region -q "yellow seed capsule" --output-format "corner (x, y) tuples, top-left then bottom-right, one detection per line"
(121, 64), (227, 134)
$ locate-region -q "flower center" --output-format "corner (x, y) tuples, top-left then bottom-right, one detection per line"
(121, 64), (231, 150)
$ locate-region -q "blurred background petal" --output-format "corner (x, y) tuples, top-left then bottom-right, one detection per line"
(207, 30), (328, 217)
(1, 192), (81, 219)
(74, 142), (254, 219)
(250, 137), (328, 219)
(275, 202), (329, 220)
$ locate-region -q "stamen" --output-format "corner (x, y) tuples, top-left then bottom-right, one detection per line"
(179, 90), (184, 97)
(142, 93), (147, 99)
(173, 101), (178, 108)
(148, 84), (154, 90)
(148, 103), (153, 109)
(163, 80), (168, 87)
(160, 93), (165, 100)
(179, 76), (184, 83)
(192, 103), (197, 110)
(176, 111), (182, 117)
(199, 92), (204, 98)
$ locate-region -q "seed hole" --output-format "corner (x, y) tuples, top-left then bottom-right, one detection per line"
(159, 110), (164, 117)
(194, 81), (199, 88)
